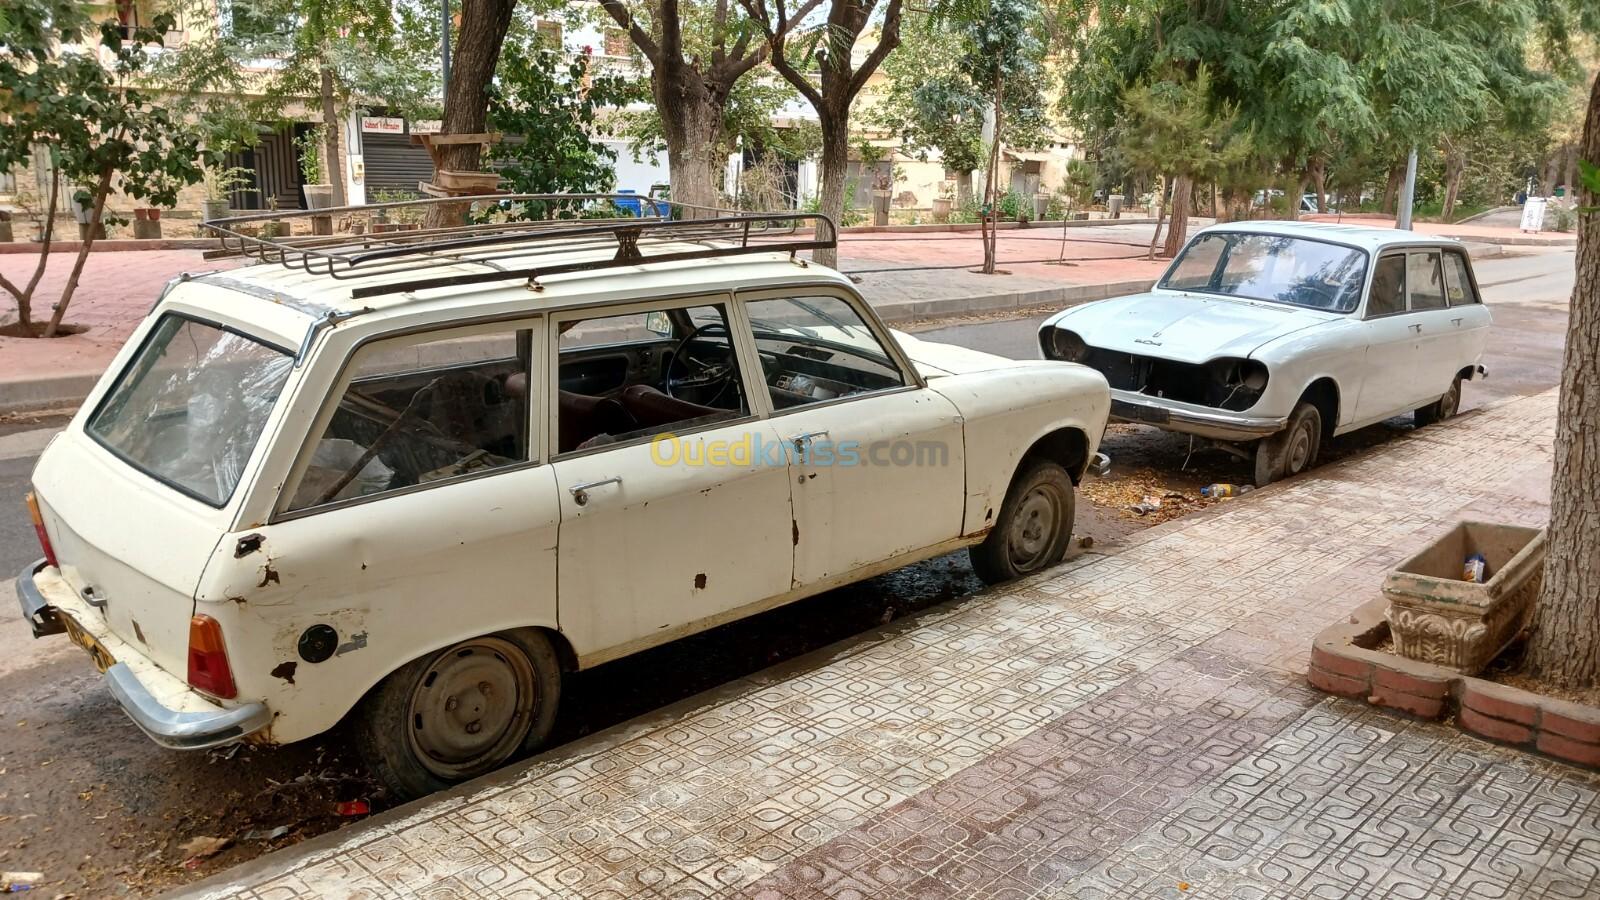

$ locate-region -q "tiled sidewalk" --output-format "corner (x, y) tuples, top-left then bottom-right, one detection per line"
(180, 389), (1593, 900)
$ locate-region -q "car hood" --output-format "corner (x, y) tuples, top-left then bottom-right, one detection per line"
(891, 330), (1035, 377)
(1047, 290), (1334, 364)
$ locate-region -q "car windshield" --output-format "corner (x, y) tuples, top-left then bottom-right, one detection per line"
(87, 315), (293, 506)
(1160, 232), (1369, 312)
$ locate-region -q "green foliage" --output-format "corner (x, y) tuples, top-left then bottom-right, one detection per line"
(487, 43), (630, 218)
(296, 128), (326, 184)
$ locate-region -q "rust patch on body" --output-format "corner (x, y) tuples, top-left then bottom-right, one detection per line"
(270, 661), (298, 685)
(792, 519), (800, 546)
(258, 564), (280, 588)
(693, 573), (707, 590)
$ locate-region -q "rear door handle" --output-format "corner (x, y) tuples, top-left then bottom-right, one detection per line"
(570, 476), (622, 506)
(1451, 317), (1464, 326)
(1409, 323), (1422, 333)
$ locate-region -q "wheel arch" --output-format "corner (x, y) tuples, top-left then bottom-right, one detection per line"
(1018, 426), (1091, 485)
(1298, 377), (1341, 440)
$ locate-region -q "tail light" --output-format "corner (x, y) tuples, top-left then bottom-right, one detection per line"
(187, 614), (238, 699)
(24, 492), (58, 568)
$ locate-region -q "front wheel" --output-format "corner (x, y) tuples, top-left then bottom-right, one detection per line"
(970, 460), (1076, 585)
(1254, 401), (1322, 487)
(1414, 377), (1462, 427)
(356, 631), (561, 801)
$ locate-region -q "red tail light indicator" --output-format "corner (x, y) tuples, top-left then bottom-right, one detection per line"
(187, 614), (238, 699)
(25, 492), (58, 569)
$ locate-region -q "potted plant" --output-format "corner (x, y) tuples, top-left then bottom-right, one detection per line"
(932, 184), (954, 223)
(297, 127), (335, 211)
(200, 165), (252, 222)
(132, 206), (162, 239)
(69, 190), (105, 240)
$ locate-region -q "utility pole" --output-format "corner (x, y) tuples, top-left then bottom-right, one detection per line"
(441, 0), (451, 105)
(1396, 146), (1418, 230)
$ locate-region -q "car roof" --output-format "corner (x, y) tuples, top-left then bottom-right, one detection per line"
(1193, 219), (1466, 252)
(185, 241), (847, 325)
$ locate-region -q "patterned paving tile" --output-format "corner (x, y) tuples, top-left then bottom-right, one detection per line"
(182, 391), (1586, 900)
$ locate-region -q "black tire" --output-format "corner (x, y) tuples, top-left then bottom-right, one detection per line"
(1253, 401), (1322, 487)
(970, 460), (1076, 585)
(356, 630), (561, 802)
(1414, 377), (1462, 427)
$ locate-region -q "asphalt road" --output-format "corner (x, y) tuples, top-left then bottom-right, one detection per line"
(0, 246), (1575, 896)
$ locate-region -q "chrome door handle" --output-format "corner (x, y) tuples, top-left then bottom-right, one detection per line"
(569, 476), (622, 506)
(1409, 323), (1422, 333)
(792, 430), (829, 449)
(80, 586), (108, 609)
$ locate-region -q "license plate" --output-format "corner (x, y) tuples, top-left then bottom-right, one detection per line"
(60, 613), (115, 673)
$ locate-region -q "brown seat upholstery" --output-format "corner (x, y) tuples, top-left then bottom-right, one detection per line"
(620, 384), (727, 428)
(558, 390), (632, 453)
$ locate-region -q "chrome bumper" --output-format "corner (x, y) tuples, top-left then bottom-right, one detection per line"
(1109, 392), (1287, 442)
(16, 559), (272, 750)
(1085, 452), (1111, 478)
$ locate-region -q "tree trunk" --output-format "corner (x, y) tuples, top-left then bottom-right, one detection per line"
(424, 0), (516, 229)
(980, 70), (1004, 275)
(1147, 176), (1165, 261)
(1162, 173), (1191, 257)
(45, 166), (112, 338)
(0, 173), (61, 333)
(813, 113), (849, 269)
(657, 78), (725, 215)
(1544, 151), (1562, 196)
(1310, 158), (1327, 215)
(1565, 144), (1578, 201)
(1382, 164), (1402, 214)
(320, 65), (346, 207)
(1285, 173), (1306, 221)
(1442, 150), (1465, 221)
(1527, 73), (1600, 689)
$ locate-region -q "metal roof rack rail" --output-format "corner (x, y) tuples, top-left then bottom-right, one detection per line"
(200, 193), (837, 300)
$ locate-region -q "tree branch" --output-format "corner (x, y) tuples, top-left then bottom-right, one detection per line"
(597, 0), (663, 63)
(848, 0), (902, 99)
(743, 0), (824, 107)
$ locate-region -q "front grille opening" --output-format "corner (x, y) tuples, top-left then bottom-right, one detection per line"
(1080, 348), (1264, 411)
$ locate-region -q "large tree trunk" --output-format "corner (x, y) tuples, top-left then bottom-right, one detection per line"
(1528, 74), (1600, 689)
(320, 64), (345, 207)
(657, 74), (725, 215)
(1285, 172), (1306, 221)
(1309, 157), (1327, 214)
(425, 0), (516, 229)
(1162, 173), (1192, 257)
(1441, 149), (1466, 221)
(813, 112), (849, 268)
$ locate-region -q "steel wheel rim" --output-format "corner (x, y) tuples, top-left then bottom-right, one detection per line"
(406, 637), (537, 780)
(1442, 382), (1460, 417)
(1286, 419), (1315, 473)
(1008, 483), (1066, 571)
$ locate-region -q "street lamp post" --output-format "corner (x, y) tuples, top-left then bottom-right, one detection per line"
(1396, 146), (1418, 231)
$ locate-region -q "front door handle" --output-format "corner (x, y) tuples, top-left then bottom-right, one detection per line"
(1409, 323), (1422, 333)
(792, 430), (830, 451)
(1451, 317), (1464, 326)
(570, 476), (622, 506)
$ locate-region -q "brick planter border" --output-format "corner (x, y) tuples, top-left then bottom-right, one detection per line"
(1309, 596), (1600, 768)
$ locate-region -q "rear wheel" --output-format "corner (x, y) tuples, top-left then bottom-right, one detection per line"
(1414, 377), (1462, 427)
(356, 631), (561, 801)
(970, 460), (1076, 585)
(1253, 402), (1322, 487)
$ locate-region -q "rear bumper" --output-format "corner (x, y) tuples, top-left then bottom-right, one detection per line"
(1109, 391), (1287, 442)
(15, 559), (272, 750)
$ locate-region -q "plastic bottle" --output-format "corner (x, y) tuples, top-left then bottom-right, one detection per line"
(1201, 483), (1254, 499)
(1464, 553), (1488, 583)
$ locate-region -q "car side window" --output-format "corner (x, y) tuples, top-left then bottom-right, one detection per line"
(288, 326), (532, 511)
(1368, 254), (1407, 317)
(554, 303), (749, 454)
(1442, 252), (1480, 305)
(1407, 251), (1447, 311)
(1163, 234), (1227, 291)
(743, 295), (907, 411)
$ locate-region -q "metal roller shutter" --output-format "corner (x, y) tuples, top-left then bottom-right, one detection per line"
(362, 127), (434, 198)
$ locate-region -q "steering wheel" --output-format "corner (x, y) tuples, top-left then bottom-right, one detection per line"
(666, 321), (738, 402)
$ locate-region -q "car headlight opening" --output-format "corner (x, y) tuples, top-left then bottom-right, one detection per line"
(1050, 328), (1089, 363)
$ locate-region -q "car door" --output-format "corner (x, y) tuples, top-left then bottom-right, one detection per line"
(740, 290), (967, 587)
(1442, 249), (1492, 368)
(548, 297), (795, 666)
(1403, 249), (1465, 397)
(1354, 252), (1431, 422)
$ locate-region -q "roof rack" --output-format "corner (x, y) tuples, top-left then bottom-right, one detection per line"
(201, 193), (837, 301)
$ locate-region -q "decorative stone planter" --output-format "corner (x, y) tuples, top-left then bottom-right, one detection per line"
(132, 208), (162, 239)
(1384, 521), (1546, 675)
(201, 198), (230, 222)
(931, 197), (952, 223)
(1033, 194), (1050, 221)
(303, 183), (336, 210)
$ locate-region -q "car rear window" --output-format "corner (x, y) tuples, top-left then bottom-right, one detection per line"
(88, 315), (293, 506)
(1161, 232), (1369, 312)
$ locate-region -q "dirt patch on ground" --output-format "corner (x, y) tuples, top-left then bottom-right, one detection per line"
(0, 322), (88, 339)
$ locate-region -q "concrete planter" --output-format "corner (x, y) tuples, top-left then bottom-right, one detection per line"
(0, 218), (12, 243)
(132, 208), (162, 239)
(931, 197), (952, 223)
(1384, 522), (1546, 675)
(201, 199), (230, 222)
(871, 190), (891, 227)
(1033, 194), (1050, 221)
(303, 183), (336, 210)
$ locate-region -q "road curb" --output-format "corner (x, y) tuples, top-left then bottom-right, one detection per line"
(0, 372), (102, 418)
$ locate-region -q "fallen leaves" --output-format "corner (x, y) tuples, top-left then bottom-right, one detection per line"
(176, 835), (231, 869)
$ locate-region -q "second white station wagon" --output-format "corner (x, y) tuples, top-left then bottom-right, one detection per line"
(17, 197), (1110, 798)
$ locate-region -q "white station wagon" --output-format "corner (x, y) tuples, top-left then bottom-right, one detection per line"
(1040, 221), (1490, 485)
(17, 197), (1109, 798)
